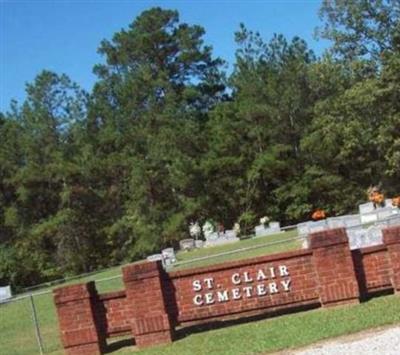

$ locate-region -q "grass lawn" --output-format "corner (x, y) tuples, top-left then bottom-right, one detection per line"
(126, 295), (400, 355)
(171, 229), (300, 270)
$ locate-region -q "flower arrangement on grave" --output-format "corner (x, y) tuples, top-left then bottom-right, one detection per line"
(202, 220), (215, 239)
(312, 209), (326, 221)
(259, 216), (270, 226)
(368, 186), (385, 208)
(233, 222), (241, 235)
(189, 222), (201, 240)
(392, 196), (400, 208)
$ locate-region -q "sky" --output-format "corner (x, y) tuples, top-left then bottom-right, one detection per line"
(0, 0), (330, 112)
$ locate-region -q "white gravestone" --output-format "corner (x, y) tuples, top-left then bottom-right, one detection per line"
(377, 207), (395, 220)
(255, 225), (269, 237)
(360, 211), (378, 224)
(205, 230), (239, 247)
(385, 199), (393, 208)
(255, 221), (283, 238)
(194, 240), (204, 248)
(179, 238), (195, 251)
(0, 286), (12, 302)
(269, 221), (281, 232)
(359, 202), (375, 215)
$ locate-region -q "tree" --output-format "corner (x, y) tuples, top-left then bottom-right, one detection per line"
(87, 7), (226, 259)
(318, 0), (400, 61)
(203, 26), (317, 226)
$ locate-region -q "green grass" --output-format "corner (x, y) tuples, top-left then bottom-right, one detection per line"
(171, 229), (300, 271)
(128, 295), (400, 355)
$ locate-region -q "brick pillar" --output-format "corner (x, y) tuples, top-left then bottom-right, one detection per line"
(383, 225), (400, 293)
(122, 261), (173, 348)
(53, 282), (106, 355)
(310, 228), (360, 307)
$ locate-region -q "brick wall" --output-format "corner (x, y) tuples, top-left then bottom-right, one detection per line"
(95, 291), (131, 337)
(53, 225), (400, 354)
(168, 250), (319, 324)
(352, 245), (392, 297)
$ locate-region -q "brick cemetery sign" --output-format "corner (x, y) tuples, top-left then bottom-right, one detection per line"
(53, 225), (400, 354)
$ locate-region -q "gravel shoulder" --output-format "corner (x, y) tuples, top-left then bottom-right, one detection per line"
(274, 325), (400, 355)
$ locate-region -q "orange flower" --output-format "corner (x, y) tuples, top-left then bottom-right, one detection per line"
(312, 209), (326, 220)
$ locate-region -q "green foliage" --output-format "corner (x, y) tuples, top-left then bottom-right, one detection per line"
(1, 4), (400, 288)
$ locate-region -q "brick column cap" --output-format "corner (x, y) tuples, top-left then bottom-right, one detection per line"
(309, 227), (348, 249)
(53, 281), (96, 305)
(383, 225), (400, 245)
(122, 260), (163, 282)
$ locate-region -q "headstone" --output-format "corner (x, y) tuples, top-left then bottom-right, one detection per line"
(359, 202), (375, 215)
(0, 286), (12, 302)
(194, 240), (204, 248)
(360, 211), (378, 224)
(205, 232), (219, 242)
(204, 230), (239, 247)
(377, 207), (394, 220)
(269, 221), (281, 232)
(255, 225), (269, 237)
(385, 199), (393, 208)
(179, 238), (195, 251)
(255, 222), (283, 238)
(224, 230), (237, 239)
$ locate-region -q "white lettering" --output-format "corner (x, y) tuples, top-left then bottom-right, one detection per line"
(279, 265), (289, 277)
(217, 290), (229, 302)
(269, 267), (276, 278)
(257, 284), (267, 296)
(281, 279), (291, 292)
(204, 278), (214, 289)
(269, 282), (278, 294)
(205, 292), (215, 304)
(232, 288), (241, 300)
(232, 273), (241, 285)
(243, 286), (253, 298)
(193, 294), (203, 306)
(243, 271), (253, 283)
(192, 279), (202, 292)
(256, 269), (267, 281)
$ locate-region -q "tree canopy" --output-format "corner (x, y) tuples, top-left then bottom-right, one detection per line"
(1, 3), (400, 289)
